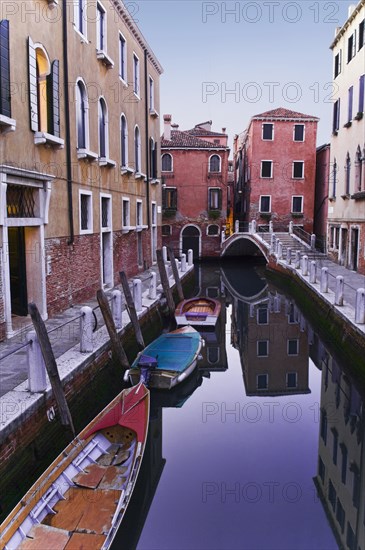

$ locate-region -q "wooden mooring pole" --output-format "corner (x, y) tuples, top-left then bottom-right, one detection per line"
(156, 249), (176, 319)
(119, 271), (145, 351)
(28, 302), (75, 437)
(168, 247), (184, 302)
(96, 289), (130, 370)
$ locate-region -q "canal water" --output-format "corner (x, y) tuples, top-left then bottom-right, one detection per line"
(112, 260), (365, 550)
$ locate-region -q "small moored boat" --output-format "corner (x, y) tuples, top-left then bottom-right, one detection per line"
(1, 383), (149, 550)
(127, 326), (203, 390)
(175, 297), (221, 327)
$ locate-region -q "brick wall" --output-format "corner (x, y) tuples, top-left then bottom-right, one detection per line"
(162, 220), (223, 258)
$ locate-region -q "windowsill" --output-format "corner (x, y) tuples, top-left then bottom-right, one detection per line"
(328, 197), (336, 202)
(34, 132), (64, 148)
(149, 108), (159, 118)
(119, 77), (128, 87)
(341, 194), (350, 200)
(332, 130), (338, 136)
(73, 26), (88, 43)
(351, 191), (365, 200)
(354, 112), (363, 121)
(136, 225), (148, 232)
(121, 165), (135, 175)
(96, 50), (114, 69)
(343, 121), (352, 128)
(80, 228), (93, 235)
(99, 157), (116, 168)
(135, 172), (146, 180)
(122, 225), (135, 234)
(77, 148), (98, 161)
(150, 178), (160, 185)
(208, 171), (222, 176)
(291, 213), (304, 218)
(0, 114), (16, 133)
(133, 92), (141, 101)
(293, 178), (304, 181)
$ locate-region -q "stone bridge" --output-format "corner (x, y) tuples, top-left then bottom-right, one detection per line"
(221, 231), (271, 261)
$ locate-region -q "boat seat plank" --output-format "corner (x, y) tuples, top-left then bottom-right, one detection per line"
(113, 449), (130, 466)
(73, 464), (106, 489)
(43, 488), (88, 531)
(97, 444), (120, 466)
(64, 532), (106, 550)
(99, 466), (127, 490)
(17, 524), (70, 550)
(75, 489), (117, 534)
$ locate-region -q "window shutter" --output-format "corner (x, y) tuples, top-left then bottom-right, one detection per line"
(153, 145), (157, 178)
(218, 189), (222, 210)
(359, 75), (364, 113)
(172, 189), (177, 210)
(0, 20), (11, 118)
(49, 59), (60, 137)
(162, 187), (166, 209)
(28, 36), (38, 132)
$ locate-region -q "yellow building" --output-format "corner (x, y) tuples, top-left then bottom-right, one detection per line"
(0, 0), (162, 340)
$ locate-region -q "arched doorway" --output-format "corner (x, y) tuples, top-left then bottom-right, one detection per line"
(181, 225), (201, 259)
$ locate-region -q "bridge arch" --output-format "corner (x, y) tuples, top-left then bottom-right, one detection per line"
(221, 234), (269, 262)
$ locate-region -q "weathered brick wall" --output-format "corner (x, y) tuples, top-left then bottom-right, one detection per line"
(162, 220), (223, 258)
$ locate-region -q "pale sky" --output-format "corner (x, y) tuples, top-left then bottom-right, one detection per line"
(131, 0), (355, 149)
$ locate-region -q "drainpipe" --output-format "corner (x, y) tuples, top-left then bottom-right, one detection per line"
(62, 0), (74, 245)
(144, 48), (150, 229)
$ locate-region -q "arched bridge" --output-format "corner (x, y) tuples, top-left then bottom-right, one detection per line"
(221, 232), (270, 261)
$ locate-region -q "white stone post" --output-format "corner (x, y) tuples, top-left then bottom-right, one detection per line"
(133, 279), (143, 313)
(111, 290), (123, 329)
(181, 253), (187, 272)
(162, 246), (168, 263)
(221, 230), (225, 244)
(355, 288), (365, 323)
(248, 222), (252, 233)
(311, 234), (316, 250)
(270, 233), (276, 252)
(294, 251), (301, 269)
(251, 219), (256, 233)
(302, 255), (308, 276)
(320, 268), (328, 293)
(27, 330), (47, 392)
(149, 272), (157, 300)
(289, 221), (293, 234)
(335, 275), (344, 306)
(286, 247), (292, 265)
(269, 221), (273, 233)
(235, 220), (239, 233)
(277, 241), (283, 259)
(249, 304), (255, 318)
(80, 306), (94, 353)
(309, 261), (316, 283)
(188, 249), (193, 266)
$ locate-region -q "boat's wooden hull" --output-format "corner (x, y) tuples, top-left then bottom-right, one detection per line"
(175, 298), (221, 327)
(1, 384), (150, 550)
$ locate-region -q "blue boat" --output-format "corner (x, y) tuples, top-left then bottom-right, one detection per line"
(127, 326), (203, 390)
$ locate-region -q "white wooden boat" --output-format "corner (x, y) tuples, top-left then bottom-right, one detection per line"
(1, 383), (149, 550)
(175, 297), (221, 327)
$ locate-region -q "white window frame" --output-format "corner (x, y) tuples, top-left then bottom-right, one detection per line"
(208, 187), (221, 210)
(259, 195), (271, 213)
(262, 123), (274, 141)
(292, 161), (304, 179)
(122, 197), (131, 231)
(120, 113), (128, 170)
(261, 160), (273, 179)
(293, 124), (305, 142)
(151, 201), (157, 226)
(79, 190), (93, 234)
(100, 193), (112, 231)
(133, 52), (140, 98)
(206, 224), (220, 237)
(292, 195), (304, 214)
(257, 340), (269, 357)
(98, 96), (109, 160)
(161, 153), (173, 172)
(162, 224), (172, 237)
(149, 75), (154, 111)
(287, 339), (299, 356)
(74, 0), (87, 40)
(286, 372), (298, 388)
(136, 199), (143, 229)
(96, 1), (106, 52)
(257, 307), (269, 325)
(119, 32), (127, 83)
(209, 154), (221, 173)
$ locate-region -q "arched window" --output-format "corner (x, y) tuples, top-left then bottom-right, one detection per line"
(345, 152), (351, 195)
(355, 146), (362, 192)
(134, 125), (141, 173)
(121, 114), (128, 168)
(207, 224), (219, 236)
(161, 153), (172, 172)
(209, 154), (221, 173)
(76, 80), (88, 149)
(35, 47), (50, 132)
(98, 98), (108, 158)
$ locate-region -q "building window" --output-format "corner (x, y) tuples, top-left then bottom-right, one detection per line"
(359, 19), (364, 51)
(334, 50), (342, 78)
(101, 196), (111, 229)
(348, 32), (356, 63)
(336, 499), (345, 533)
(208, 188), (222, 210)
(359, 74), (364, 113)
(120, 114), (128, 168)
(149, 138), (157, 179)
(292, 196), (303, 214)
(261, 160), (273, 178)
(119, 33), (126, 81)
(161, 153), (173, 172)
(149, 76), (154, 111)
(318, 457), (325, 483)
(259, 196), (271, 213)
(207, 224), (219, 236)
(257, 340), (269, 357)
(293, 161), (304, 179)
(98, 98), (108, 159)
(331, 159), (337, 197)
(355, 146), (363, 192)
(0, 20), (11, 119)
(347, 523), (356, 550)
(209, 154), (221, 173)
(207, 347), (220, 364)
(133, 53), (140, 96)
(333, 99), (340, 133)
(340, 443), (347, 484)
(257, 307), (268, 325)
(79, 191), (93, 233)
(262, 123), (274, 140)
(162, 187), (177, 211)
(96, 2), (106, 51)
(331, 428), (338, 465)
(162, 224), (171, 236)
(257, 374), (268, 390)
(348, 86), (353, 122)
(328, 480), (336, 511)
(320, 409), (327, 444)
(122, 198), (130, 228)
(134, 125), (141, 173)
(74, 0), (87, 36)
(293, 124), (304, 142)
(136, 200), (143, 227)
(345, 152), (351, 195)
(287, 372), (297, 388)
(7, 185), (36, 218)
(76, 80), (88, 149)
(288, 339), (299, 356)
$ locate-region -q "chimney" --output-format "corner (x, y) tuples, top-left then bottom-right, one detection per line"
(163, 114), (172, 141)
(171, 123), (179, 130)
(222, 127), (226, 133)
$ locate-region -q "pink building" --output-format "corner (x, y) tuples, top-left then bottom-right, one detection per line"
(161, 116), (230, 258)
(234, 108), (319, 234)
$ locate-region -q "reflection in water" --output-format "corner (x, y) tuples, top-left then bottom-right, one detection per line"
(114, 260), (364, 549)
